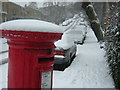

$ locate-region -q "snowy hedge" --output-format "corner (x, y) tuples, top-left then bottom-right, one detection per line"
(104, 2), (120, 89)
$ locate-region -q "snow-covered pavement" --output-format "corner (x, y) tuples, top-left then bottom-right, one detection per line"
(53, 28), (115, 88)
(0, 63), (8, 89)
(0, 23), (115, 89)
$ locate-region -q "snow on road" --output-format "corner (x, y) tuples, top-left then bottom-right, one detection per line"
(53, 28), (115, 88)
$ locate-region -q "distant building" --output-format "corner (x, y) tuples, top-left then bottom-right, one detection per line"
(0, 1), (2, 23)
(0, 0), (8, 23)
(2, 2), (45, 22)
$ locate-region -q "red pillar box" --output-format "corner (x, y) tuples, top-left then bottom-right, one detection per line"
(0, 19), (63, 89)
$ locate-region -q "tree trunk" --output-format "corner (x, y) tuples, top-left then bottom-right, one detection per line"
(82, 2), (104, 42)
(91, 20), (104, 41)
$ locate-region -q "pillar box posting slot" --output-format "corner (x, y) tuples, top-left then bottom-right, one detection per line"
(0, 19), (63, 89)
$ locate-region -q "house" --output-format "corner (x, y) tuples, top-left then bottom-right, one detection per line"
(2, 2), (45, 22)
(0, 0), (8, 23)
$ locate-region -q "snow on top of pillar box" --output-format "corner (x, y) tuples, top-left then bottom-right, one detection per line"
(0, 19), (64, 33)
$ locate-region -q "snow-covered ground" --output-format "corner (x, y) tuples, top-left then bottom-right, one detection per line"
(53, 28), (114, 88)
(0, 38), (8, 64)
(0, 28), (115, 89)
(0, 17), (115, 89)
(0, 38), (8, 52)
(0, 63), (8, 88)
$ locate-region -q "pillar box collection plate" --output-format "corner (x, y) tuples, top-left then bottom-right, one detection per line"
(0, 19), (63, 89)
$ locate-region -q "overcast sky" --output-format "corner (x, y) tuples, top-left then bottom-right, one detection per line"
(8, 0), (119, 6)
(8, 0), (77, 7)
(8, 0), (82, 7)
(8, 0), (45, 7)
